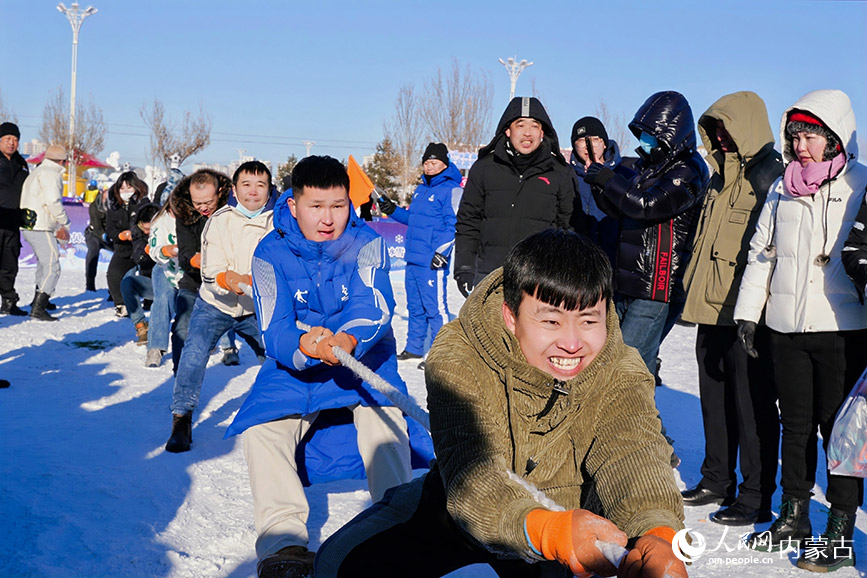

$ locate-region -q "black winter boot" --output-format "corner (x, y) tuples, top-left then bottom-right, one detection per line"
(1, 295), (27, 316)
(257, 545), (315, 578)
(796, 508), (856, 572)
(30, 292), (58, 322)
(747, 494), (812, 552)
(165, 412), (192, 453)
(31, 289), (57, 311)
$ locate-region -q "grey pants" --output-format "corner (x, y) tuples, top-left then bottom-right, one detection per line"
(22, 230), (61, 296)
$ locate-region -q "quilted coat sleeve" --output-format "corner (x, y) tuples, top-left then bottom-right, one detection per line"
(454, 165), (485, 277)
(842, 196), (867, 298)
(733, 185), (780, 323)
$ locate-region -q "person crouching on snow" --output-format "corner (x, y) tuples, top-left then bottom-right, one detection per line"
(164, 161), (273, 453)
(224, 155), (414, 578)
(316, 229), (687, 578)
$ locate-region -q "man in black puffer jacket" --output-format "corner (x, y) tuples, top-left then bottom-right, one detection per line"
(583, 91), (709, 463)
(454, 96), (580, 296)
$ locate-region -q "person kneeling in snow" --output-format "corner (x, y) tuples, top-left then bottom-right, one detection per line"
(225, 156), (419, 578)
(164, 161), (273, 453)
(316, 229), (687, 578)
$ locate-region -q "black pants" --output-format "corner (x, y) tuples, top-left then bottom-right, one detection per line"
(695, 324), (779, 509)
(315, 471), (568, 578)
(84, 228), (112, 290)
(770, 329), (866, 511)
(0, 228), (21, 300)
(106, 249), (135, 306)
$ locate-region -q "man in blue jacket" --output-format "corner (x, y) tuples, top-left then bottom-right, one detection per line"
(226, 156), (414, 578)
(377, 143), (461, 366)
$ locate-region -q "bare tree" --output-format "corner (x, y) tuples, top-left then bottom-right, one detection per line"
(39, 86), (106, 157)
(384, 83), (424, 202)
(140, 98), (212, 170)
(595, 100), (632, 153)
(0, 89), (17, 124)
(419, 58), (494, 151)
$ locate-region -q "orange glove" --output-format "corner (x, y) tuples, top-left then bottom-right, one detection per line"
(117, 230), (132, 241)
(299, 326), (334, 358)
(316, 332), (358, 366)
(189, 252), (201, 269)
(55, 227), (70, 241)
(216, 271), (251, 294)
(161, 244), (178, 258)
(526, 509), (627, 577)
(617, 531), (687, 578)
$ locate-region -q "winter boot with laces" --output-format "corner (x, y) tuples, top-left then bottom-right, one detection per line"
(30, 291), (58, 322)
(747, 494), (812, 552)
(134, 321), (148, 346)
(797, 507), (856, 573)
(1, 294), (27, 316)
(257, 545), (316, 578)
(165, 412), (192, 453)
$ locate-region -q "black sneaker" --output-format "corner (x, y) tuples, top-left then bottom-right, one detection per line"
(396, 350), (422, 361)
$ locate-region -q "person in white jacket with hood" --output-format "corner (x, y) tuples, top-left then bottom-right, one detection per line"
(735, 89), (867, 573)
(20, 145), (69, 321)
(164, 161), (273, 453)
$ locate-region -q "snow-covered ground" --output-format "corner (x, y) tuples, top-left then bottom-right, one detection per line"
(1, 264), (865, 578)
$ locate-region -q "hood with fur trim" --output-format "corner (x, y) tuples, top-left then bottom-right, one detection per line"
(169, 169), (232, 226)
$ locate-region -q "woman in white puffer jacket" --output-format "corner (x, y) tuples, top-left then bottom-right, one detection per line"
(734, 89), (867, 572)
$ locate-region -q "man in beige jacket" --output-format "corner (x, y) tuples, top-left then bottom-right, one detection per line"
(316, 229), (686, 578)
(20, 144), (69, 321)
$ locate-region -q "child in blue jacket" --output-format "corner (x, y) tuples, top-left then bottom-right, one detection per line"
(226, 156), (416, 578)
(376, 143), (461, 364)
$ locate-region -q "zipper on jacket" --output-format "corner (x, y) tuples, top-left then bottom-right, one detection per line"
(536, 380), (570, 419)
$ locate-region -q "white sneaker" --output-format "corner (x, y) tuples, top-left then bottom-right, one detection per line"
(115, 305), (128, 318)
(145, 349), (163, 368)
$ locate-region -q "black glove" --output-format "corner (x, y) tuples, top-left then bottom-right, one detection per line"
(583, 163), (615, 188)
(737, 320), (759, 359)
(455, 272), (474, 298)
(430, 252), (448, 270)
(377, 194), (397, 216)
(20, 208), (37, 230)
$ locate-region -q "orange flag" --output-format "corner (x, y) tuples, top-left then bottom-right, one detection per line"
(347, 155), (375, 208)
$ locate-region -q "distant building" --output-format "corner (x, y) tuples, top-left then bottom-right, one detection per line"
(20, 139), (47, 157)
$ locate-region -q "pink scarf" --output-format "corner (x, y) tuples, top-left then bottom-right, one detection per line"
(784, 153), (846, 197)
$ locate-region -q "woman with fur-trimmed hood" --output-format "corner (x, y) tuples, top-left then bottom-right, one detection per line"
(167, 169), (232, 373)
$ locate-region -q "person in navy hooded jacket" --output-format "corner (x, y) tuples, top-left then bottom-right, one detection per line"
(226, 156), (413, 578)
(376, 142), (460, 364)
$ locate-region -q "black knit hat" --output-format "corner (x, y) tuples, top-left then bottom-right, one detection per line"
(0, 122), (20, 139)
(422, 142), (449, 164)
(571, 116), (609, 145)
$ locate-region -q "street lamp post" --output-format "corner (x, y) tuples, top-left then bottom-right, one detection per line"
(57, 2), (97, 198)
(498, 56), (533, 101)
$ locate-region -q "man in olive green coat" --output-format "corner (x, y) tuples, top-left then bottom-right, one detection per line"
(316, 230), (686, 578)
(680, 91), (782, 526)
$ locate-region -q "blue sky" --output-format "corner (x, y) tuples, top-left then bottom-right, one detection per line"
(2, 0), (865, 170)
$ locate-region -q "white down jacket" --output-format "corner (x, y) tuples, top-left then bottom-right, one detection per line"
(20, 159), (69, 232)
(734, 89), (867, 333)
(199, 203), (274, 318)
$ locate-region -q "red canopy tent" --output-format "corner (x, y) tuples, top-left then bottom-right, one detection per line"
(26, 150), (113, 169)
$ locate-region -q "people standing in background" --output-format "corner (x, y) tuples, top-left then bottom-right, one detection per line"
(376, 142), (460, 367)
(454, 96), (579, 298)
(19, 145), (70, 321)
(582, 91), (709, 467)
(0, 122), (30, 316)
(736, 89), (867, 573)
(679, 91), (782, 526)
